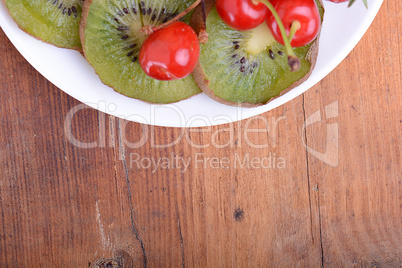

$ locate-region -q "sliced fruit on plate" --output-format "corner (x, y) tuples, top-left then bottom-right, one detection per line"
(191, 0), (324, 107)
(80, 0), (201, 104)
(4, 0), (83, 50)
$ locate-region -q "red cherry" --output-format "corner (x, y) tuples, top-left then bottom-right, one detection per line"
(139, 21), (200, 81)
(215, 0), (268, 31)
(266, 0), (321, 47)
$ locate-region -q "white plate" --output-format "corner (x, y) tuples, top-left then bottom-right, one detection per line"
(0, 0), (383, 127)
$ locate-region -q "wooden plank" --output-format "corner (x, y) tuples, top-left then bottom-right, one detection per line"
(116, 99), (322, 266)
(0, 31), (144, 267)
(302, 1), (401, 266)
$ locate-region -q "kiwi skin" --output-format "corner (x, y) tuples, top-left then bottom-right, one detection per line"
(191, 0), (324, 108)
(3, 0), (83, 51)
(79, 0), (91, 48)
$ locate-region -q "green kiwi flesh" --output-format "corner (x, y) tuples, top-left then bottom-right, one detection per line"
(4, 0), (82, 50)
(194, 1), (324, 106)
(81, 0), (201, 104)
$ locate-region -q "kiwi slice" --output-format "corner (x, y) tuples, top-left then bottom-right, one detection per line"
(81, 0), (202, 104)
(192, 1), (324, 107)
(4, 0), (83, 50)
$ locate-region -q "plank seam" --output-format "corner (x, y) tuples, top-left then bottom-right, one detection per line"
(176, 203), (186, 268)
(302, 94), (325, 268)
(118, 120), (148, 268)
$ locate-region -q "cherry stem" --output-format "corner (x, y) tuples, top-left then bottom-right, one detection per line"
(198, 0), (209, 44)
(201, 0), (206, 23)
(288, 21), (301, 43)
(141, 0), (202, 35)
(258, 0), (300, 71)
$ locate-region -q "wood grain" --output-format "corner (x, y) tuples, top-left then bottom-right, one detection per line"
(0, 1), (400, 267)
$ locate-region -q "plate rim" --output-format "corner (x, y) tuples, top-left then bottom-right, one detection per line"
(0, 0), (384, 128)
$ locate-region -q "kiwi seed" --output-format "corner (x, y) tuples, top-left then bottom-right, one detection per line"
(269, 49), (275, 59)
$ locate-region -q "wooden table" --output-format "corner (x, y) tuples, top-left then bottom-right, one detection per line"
(0, 1), (400, 267)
